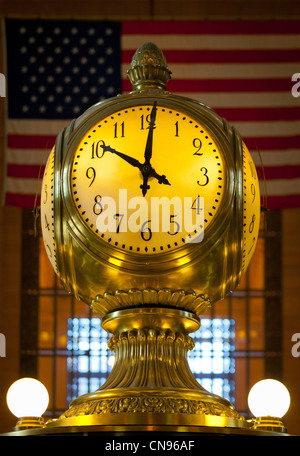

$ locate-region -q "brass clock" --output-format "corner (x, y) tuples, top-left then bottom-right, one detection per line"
(41, 42), (260, 314)
(41, 42), (262, 431)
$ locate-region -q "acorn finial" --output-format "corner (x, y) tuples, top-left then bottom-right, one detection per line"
(127, 42), (172, 92)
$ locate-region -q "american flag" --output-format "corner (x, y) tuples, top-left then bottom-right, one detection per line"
(4, 19), (300, 210)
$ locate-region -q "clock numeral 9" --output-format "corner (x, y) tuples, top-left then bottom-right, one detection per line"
(251, 183), (255, 203)
(86, 167), (96, 187)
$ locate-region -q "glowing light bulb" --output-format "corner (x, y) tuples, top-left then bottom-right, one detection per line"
(6, 378), (49, 419)
(248, 379), (290, 418)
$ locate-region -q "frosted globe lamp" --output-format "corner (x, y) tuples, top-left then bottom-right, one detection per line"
(6, 378), (49, 431)
(248, 379), (290, 433)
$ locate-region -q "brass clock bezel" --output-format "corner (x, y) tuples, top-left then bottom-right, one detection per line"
(58, 92), (236, 275)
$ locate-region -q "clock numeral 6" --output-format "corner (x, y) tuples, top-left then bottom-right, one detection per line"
(141, 219), (152, 241)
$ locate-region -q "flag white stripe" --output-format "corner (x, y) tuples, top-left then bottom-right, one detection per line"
(232, 120), (300, 137)
(5, 177), (42, 194)
(122, 35), (300, 51)
(170, 92), (299, 108)
(7, 119), (72, 135)
(252, 150), (300, 167)
(6, 148), (50, 165)
(266, 178), (300, 195)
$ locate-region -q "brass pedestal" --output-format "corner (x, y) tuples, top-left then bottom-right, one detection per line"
(47, 307), (248, 431)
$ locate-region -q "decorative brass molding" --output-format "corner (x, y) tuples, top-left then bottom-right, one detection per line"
(91, 288), (211, 316)
(51, 308), (245, 429)
(61, 394), (243, 421)
(127, 42), (172, 92)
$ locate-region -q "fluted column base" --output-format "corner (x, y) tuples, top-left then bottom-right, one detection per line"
(47, 307), (248, 430)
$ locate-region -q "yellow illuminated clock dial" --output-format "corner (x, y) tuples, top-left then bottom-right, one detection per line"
(41, 147), (57, 272)
(70, 103), (227, 254)
(241, 142), (261, 273)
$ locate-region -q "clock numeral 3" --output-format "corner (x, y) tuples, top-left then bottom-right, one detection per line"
(197, 167), (209, 186)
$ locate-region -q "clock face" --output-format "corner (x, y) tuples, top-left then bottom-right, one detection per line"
(70, 102), (227, 255)
(241, 142), (261, 273)
(41, 147), (58, 272)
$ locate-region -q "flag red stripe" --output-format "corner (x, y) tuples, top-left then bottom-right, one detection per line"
(122, 20), (300, 35)
(123, 78), (293, 93)
(257, 165), (300, 180)
(214, 107), (300, 122)
(266, 194), (300, 210)
(6, 164), (45, 179)
(7, 134), (56, 149)
(122, 49), (300, 64)
(5, 192), (40, 208)
(244, 136), (300, 151)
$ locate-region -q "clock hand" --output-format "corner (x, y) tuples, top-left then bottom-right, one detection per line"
(144, 101), (157, 165)
(141, 102), (158, 196)
(100, 143), (143, 171)
(149, 169), (170, 186)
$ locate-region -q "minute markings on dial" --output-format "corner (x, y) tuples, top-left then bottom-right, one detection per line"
(72, 106), (224, 252)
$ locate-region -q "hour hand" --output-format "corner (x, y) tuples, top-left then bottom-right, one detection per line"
(140, 167), (171, 196)
(150, 168), (171, 186)
(100, 143), (143, 171)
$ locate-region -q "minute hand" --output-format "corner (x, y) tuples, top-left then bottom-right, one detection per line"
(144, 101), (157, 164)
